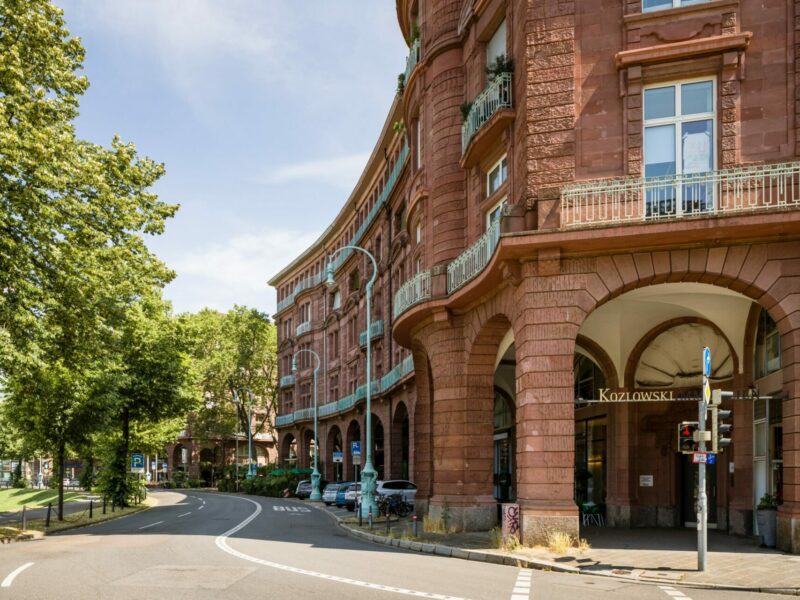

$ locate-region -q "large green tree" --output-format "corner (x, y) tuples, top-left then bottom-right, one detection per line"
(0, 0), (178, 518)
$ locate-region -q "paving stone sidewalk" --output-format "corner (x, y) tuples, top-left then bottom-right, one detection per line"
(321, 504), (800, 594)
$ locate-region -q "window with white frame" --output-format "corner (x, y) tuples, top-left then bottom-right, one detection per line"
(486, 197), (507, 229)
(643, 78), (715, 218)
(415, 220), (422, 244)
(487, 154), (508, 196)
(416, 118), (423, 168)
(486, 19), (507, 66)
(643, 0), (710, 12)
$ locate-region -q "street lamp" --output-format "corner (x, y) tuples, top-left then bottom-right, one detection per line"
(232, 389), (255, 479)
(292, 348), (322, 502)
(326, 245), (378, 519)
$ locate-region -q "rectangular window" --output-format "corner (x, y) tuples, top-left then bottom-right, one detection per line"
(643, 78), (715, 218)
(415, 221), (422, 244)
(487, 154), (508, 196)
(486, 197), (507, 229)
(486, 19), (507, 67)
(643, 0), (709, 12)
(416, 119), (422, 168)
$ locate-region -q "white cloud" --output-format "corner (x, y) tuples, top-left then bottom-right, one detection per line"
(164, 228), (320, 315)
(254, 152), (369, 190)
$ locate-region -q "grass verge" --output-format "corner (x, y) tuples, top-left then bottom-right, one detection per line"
(0, 488), (84, 512)
(24, 497), (156, 534)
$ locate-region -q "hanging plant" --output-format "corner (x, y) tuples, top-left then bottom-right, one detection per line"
(460, 101), (473, 121)
(485, 54), (514, 80)
(396, 73), (406, 96)
(411, 22), (420, 42)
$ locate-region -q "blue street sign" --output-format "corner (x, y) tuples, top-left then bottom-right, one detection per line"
(703, 347), (712, 378)
(332, 451), (343, 463)
(351, 441), (361, 456)
(131, 453), (145, 472)
(707, 453), (716, 465)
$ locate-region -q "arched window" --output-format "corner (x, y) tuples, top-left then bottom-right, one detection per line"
(574, 352), (605, 402)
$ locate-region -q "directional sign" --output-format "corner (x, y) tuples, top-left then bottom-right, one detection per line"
(703, 347), (712, 378)
(162, 462), (168, 470)
(131, 453), (145, 473)
(692, 452), (708, 464)
(332, 451), (343, 463)
(703, 378), (711, 403)
(707, 452), (716, 465)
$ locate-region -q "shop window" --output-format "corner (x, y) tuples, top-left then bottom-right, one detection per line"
(487, 154), (508, 196)
(643, 78), (715, 217)
(643, 0), (710, 12)
(575, 417), (607, 507)
(754, 309), (781, 379)
(574, 353), (606, 403)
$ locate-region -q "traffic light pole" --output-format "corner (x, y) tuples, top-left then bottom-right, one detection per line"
(697, 393), (708, 572)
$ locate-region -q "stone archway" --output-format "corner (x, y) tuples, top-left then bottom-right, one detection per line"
(327, 425), (343, 482)
(345, 420), (361, 482)
(280, 434), (297, 468)
(391, 402), (410, 480)
(371, 414), (385, 480)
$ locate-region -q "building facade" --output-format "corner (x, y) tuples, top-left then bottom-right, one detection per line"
(272, 0), (800, 553)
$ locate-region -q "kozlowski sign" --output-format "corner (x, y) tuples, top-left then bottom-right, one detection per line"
(585, 389), (702, 403)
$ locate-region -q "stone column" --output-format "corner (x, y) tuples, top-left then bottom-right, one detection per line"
(605, 403), (636, 527)
(513, 267), (580, 545)
(778, 327), (800, 553)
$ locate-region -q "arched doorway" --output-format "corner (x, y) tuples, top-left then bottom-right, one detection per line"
(173, 444), (187, 472)
(199, 447), (215, 485)
(493, 333), (516, 506)
(372, 414), (384, 479)
(281, 434), (297, 468)
(345, 420), (361, 482)
(327, 426), (343, 482)
(391, 402), (410, 480)
(302, 429), (316, 471)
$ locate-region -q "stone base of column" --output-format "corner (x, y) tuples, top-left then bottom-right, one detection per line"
(777, 506), (800, 554)
(605, 503), (631, 527)
(428, 494), (496, 532)
(519, 500), (579, 546)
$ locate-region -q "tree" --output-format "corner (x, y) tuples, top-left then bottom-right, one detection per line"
(0, 0), (178, 519)
(182, 307), (278, 462)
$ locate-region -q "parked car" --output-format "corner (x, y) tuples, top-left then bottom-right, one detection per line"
(335, 481), (352, 507)
(322, 483), (340, 505)
(375, 480), (417, 506)
(295, 480), (311, 499)
(344, 483), (361, 511)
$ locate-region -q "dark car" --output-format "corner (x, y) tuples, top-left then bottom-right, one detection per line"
(295, 480), (311, 499)
(335, 481), (352, 507)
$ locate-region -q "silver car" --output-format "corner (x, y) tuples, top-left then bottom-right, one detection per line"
(322, 483), (340, 505)
(375, 480), (417, 505)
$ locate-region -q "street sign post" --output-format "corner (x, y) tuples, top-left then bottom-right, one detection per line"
(351, 441), (361, 465)
(697, 346), (711, 572)
(131, 453), (145, 474)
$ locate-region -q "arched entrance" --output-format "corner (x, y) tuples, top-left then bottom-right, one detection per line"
(327, 426), (343, 482)
(492, 331), (516, 507)
(372, 414), (385, 479)
(391, 402), (410, 480)
(302, 429), (316, 471)
(199, 447), (216, 485)
(173, 444), (187, 472)
(281, 434), (297, 468)
(345, 420), (361, 482)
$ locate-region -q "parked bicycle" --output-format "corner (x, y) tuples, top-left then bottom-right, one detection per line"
(377, 492), (412, 518)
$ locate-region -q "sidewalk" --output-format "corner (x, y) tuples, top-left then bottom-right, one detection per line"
(320, 504), (800, 595)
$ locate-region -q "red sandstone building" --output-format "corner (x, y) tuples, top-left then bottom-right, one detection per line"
(270, 0), (800, 552)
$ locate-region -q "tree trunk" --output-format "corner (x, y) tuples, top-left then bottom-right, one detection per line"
(57, 441), (65, 521)
(121, 405), (130, 507)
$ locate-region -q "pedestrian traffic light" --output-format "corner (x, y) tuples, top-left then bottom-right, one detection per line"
(679, 421), (698, 454)
(711, 406), (733, 453)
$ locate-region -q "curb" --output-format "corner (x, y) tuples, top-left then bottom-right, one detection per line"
(314, 505), (800, 597)
(45, 496), (158, 536)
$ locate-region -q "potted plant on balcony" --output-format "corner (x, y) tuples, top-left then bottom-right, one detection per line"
(756, 493), (778, 547)
(485, 54), (513, 80)
(460, 101), (473, 122)
(396, 73), (406, 96)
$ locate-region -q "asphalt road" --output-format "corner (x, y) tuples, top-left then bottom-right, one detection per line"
(0, 490), (788, 599)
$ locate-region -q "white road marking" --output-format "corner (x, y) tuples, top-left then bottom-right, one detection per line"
(177, 512), (192, 518)
(1, 563), (34, 588)
(198, 506), (204, 511)
(215, 497), (472, 600)
(138, 521), (164, 530)
(659, 585), (691, 599)
(509, 568), (532, 600)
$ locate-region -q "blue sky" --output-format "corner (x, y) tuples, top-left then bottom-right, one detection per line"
(58, 1), (408, 315)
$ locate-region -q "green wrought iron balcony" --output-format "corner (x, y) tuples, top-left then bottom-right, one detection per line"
(404, 37), (421, 83)
(447, 217), (501, 293)
(279, 374), (295, 388)
(461, 72), (512, 154)
(392, 269), (431, 319)
(380, 355), (415, 391)
(296, 321), (312, 337)
(275, 413), (295, 427)
(359, 320), (384, 347)
(560, 161), (800, 228)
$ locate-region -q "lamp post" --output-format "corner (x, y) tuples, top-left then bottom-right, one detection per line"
(326, 245), (378, 519)
(232, 389), (254, 479)
(292, 349), (322, 502)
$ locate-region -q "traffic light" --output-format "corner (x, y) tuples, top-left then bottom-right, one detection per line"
(679, 421), (698, 454)
(710, 389), (733, 453)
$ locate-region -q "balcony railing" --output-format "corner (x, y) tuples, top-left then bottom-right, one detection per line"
(462, 72), (512, 153)
(296, 321), (311, 337)
(404, 37), (421, 83)
(276, 293), (295, 313)
(447, 217), (501, 293)
(330, 142), (410, 274)
(294, 407), (314, 423)
(355, 380), (381, 401)
(380, 354), (415, 390)
(561, 161), (800, 228)
(319, 401), (338, 418)
(293, 271), (325, 298)
(275, 413), (295, 427)
(359, 320), (385, 347)
(279, 374), (295, 388)
(393, 269), (431, 319)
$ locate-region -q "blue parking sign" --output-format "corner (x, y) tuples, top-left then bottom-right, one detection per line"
(130, 453), (145, 472)
(351, 441), (361, 456)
